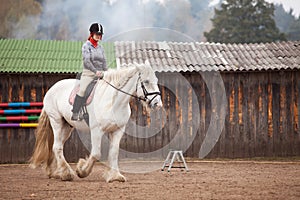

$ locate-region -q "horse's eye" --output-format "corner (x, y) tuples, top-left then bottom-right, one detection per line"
(144, 80), (149, 84)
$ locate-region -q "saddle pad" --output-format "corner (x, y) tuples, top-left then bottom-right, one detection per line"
(69, 84), (97, 106)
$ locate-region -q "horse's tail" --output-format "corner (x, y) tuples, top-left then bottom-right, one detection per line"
(29, 110), (54, 169)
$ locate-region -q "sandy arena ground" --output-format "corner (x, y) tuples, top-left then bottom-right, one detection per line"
(0, 160), (300, 200)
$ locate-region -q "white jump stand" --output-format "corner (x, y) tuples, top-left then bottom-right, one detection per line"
(161, 150), (188, 172)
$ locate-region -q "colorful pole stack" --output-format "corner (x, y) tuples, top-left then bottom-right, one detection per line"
(0, 102), (43, 128)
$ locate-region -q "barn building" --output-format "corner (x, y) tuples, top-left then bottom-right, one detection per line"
(0, 39), (299, 163)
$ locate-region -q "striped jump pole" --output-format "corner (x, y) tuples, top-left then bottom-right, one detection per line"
(0, 116), (40, 121)
(0, 102), (43, 128)
(0, 123), (38, 128)
(0, 102), (43, 107)
(0, 109), (42, 115)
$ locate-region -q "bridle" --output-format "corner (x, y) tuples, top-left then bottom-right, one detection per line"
(140, 81), (161, 105)
(102, 73), (161, 105)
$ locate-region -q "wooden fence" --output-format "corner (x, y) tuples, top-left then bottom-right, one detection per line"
(0, 73), (91, 163)
(0, 70), (299, 163)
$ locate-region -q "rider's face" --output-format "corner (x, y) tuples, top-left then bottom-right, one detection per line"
(93, 34), (102, 41)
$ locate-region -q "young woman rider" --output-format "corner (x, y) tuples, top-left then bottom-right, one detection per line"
(71, 23), (107, 120)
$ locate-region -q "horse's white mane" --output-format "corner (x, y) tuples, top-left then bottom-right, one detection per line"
(103, 63), (154, 89)
(103, 66), (138, 88)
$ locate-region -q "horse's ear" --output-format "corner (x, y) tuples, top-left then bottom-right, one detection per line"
(144, 60), (151, 68)
(133, 62), (141, 70)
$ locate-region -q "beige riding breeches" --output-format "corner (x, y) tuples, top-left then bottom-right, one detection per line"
(78, 69), (96, 97)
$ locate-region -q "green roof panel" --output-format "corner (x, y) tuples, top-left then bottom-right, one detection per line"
(0, 39), (116, 73)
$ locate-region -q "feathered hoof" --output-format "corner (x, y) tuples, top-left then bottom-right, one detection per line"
(103, 169), (127, 183)
(47, 170), (61, 179)
(60, 168), (76, 181)
(29, 163), (37, 169)
(61, 173), (75, 181)
(76, 158), (89, 178)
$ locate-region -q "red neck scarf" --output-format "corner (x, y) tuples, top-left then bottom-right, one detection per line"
(89, 34), (98, 48)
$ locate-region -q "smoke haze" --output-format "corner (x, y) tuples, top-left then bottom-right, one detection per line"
(12, 0), (214, 42)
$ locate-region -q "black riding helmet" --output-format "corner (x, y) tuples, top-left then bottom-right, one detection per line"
(89, 23), (103, 35)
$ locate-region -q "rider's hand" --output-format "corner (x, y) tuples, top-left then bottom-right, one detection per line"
(96, 71), (104, 79)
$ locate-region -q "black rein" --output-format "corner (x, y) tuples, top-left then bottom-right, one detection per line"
(101, 78), (161, 104)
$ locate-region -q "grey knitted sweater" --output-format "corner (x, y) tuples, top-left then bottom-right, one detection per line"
(82, 41), (107, 73)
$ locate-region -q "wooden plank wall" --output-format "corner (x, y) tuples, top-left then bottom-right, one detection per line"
(205, 70), (300, 158)
(0, 70), (299, 163)
(121, 70), (300, 159)
(0, 73), (89, 163)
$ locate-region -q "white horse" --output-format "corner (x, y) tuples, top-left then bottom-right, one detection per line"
(29, 62), (162, 182)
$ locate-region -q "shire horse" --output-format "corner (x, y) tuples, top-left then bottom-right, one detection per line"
(29, 62), (162, 182)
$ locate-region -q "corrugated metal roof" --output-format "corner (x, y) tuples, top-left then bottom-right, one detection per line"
(115, 41), (300, 72)
(0, 39), (116, 73)
(0, 39), (299, 73)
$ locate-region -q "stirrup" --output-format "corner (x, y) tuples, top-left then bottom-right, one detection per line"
(71, 113), (80, 121)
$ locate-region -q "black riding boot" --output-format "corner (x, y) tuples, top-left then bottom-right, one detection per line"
(71, 95), (84, 121)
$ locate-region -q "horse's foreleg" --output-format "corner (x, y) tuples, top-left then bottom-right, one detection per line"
(103, 128), (126, 183)
(76, 128), (104, 178)
(52, 121), (75, 181)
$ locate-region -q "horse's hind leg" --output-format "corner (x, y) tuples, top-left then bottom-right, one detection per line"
(50, 118), (75, 181)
